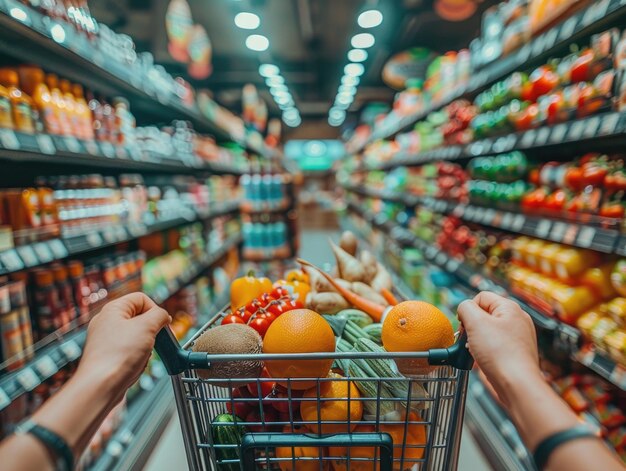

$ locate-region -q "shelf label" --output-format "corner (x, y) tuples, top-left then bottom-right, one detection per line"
(599, 113), (621, 135)
(512, 214), (525, 232)
(576, 226), (595, 248)
(550, 124), (568, 143)
(48, 240), (68, 258)
(84, 140), (99, 156)
(0, 129), (19, 150)
(35, 355), (59, 378)
(0, 249), (24, 272)
(535, 127), (550, 146)
(100, 142), (115, 158)
(558, 16), (577, 42)
(583, 116), (600, 139)
(520, 129), (536, 148)
(549, 222), (567, 242)
(16, 367), (40, 392)
(86, 232), (103, 248)
(535, 219), (552, 238)
(63, 136), (81, 153)
(581, 0), (610, 28)
(501, 212), (514, 229)
(568, 120), (586, 141)
(446, 258), (460, 273)
(16, 245), (39, 267)
(60, 340), (81, 361)
(435, 252), (447, 265)
(609, 365), (626, 390)
(0, 387), (10, 412)
(483, 209), (497, 225)
(36, 135), (55, 155)
(33, 242), (54, 263)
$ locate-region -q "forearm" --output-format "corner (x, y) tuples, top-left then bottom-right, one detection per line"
(0, 366), (124, 471)
(497, 368), (622, 471)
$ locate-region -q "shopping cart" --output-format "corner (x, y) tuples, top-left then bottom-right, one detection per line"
(154, 310), (474, 471)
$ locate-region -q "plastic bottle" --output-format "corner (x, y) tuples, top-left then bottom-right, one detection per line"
(46, 74), (72, 136)
(113, 97), (136, 146)
(72, 84), (94, 140)
(59, 79), (80, 138)
(0, 69), (36, 133)
(18, 66), (59, 135)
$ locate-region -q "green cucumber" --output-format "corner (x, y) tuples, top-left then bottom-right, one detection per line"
(212, 413), (246, 471)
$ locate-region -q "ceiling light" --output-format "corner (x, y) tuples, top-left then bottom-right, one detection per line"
(347, 49), (368, 63)
(358, 9), (383, 28)
(328, 116), (344, 127)
(245, 34), (269, 51)
(344, 63), (365, 77)
(265, 76), (285, 87)
(284, 115), (302, 127)
(270, 85), (289, 95)
(279, 101), (294, 110)
(338, 85), (356, 95)
(336, 94), (353, 105)
(259, 64), (280, 77)
(341, 75), (360, 86)
(333, 102), (349, 110)
(283, 108), (299, 120)
(329, 108), (346, 120)
(275, 95), (292, 105)
(351, 33), (375, 49)
(234, 12), (260, 29)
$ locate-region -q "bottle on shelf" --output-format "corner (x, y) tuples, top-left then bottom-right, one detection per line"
(59, 79), (80, 138)
(0, 69), (36, 134)
(72, 84), (94, 140)
(46, 74), (72, 136)
(0, 81), (13, 129)
(17, 66), (59, 135)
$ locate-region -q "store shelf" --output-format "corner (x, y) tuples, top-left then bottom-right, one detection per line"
(356, 0), (626, 150)
(576, 346), (626, 391)
(343, 184), (622, 255)
(0, 201), (240, 276)
(0, 233), (242, 410)
(0, 1), (274, 158)
(0, 130), (247, 176)
(466, 373), (536, 471)
(365, 111), (626, 171)
(240, 199), (291, 214)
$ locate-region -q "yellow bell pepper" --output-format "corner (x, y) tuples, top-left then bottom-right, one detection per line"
(285, 269), (309, 284)
(274, 279), (310, 303)
(230, 271), (273, 311)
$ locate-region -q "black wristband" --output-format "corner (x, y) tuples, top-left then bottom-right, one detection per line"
(16, 419), (74, 471)
(533, 425), (598, 470)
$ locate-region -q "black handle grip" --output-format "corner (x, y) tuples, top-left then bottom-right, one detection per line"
(154, 326), (211, 375)
(241, 433), (393, 471)
(428, 328), (473, 370)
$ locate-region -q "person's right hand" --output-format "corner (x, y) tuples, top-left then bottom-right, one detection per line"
(457, 291), (541, 406)
(78, 293), (171, 395)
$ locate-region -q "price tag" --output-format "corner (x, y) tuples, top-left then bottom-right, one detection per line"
(542, 27), (559, 52)
(435, 252), (447, 266)
(446, 258), (460, 273)
(16, 245), (39, 267)
(60, 340), (82, 361)
(532, 35), (546, 56)
(425, 246), (438, 259)
(84, 140), (99, 156)
(16, 367), (40, 392)
(568, 120), (586, 141)
(100, 141), (115, 158)
(520, 129), (536, 148)
(0, 129), (20, 150)
(102, 227), (116, 243)
(501, 212), (514, 229)
(535, 219), (552, 238)
(116, 146), (128, 159)
(512, 214), (525, 232)
(562, 225), (578, 245)
(583, 116), (600, 139)
(0, 249), (24, 272)
(550, 222), (567, 242)
(609, 365), (626, 390)
(36, 135), (55, 155)
(465, 206), (475, 220)
(35, 355), (59, 378)
(535, 127), (550, 146)
(483, 209), (496, 225)
(559, 16), (578, 42)
(0, 387), (10, 412)
(86, 232), (103, 248)
(48, 240), (68, 258)
(581, 0), (610, 28)
(599, 113), (620, 136)
(452, 205), (465, 218)
(576, 226), (595, 248)
(550, 124), (568, 143)
(63, 136), (81, 153)
(33, 242), (54, 263)
(115, 226), (127, 241)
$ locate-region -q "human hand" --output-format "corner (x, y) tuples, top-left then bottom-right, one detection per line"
(78, 293), (171, 394)
(457, 291), (541, 407)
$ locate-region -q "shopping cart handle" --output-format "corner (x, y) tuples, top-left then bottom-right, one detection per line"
(241, 433), (394, 471)
(428, 328), (474, 370)
(154, 326), (210, 375)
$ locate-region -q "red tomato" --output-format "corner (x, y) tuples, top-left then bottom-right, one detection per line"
(249, 317), (271, 337)
(530, 65), (560, 100)
(222, 315), (245, 325)
(236, 308), (253, 323)
(247, 368), (276, 399)
(269, 386), (303, 414)
(244, 408), (278, 432)
(570, 49), (593, 83)
(270, 286), (289, 299)
(259, 293), (277, 306)
(283, 299), (304, 311)
(225, 387), (254, 418)
(245, 299), (264, 315)
(260, 311), (277, 323)
(266, 300), (288, 317)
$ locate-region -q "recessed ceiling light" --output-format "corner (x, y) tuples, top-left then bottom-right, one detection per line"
(347, 49), (368, 62)
(270, 84), (289, 95)
(259, 64), (280, 77)
(283, 108), (299, 120)
(275, 95), (292, 105)
(336, 94), (353, 105)
(358, 9), (383, 28)
(338, 85), (356, 95)
(245, 34), (269, 51)
(351, 33), (375, 49)
(333, 102), (349, 110)
(284, 115), (302, 127)
(329, 108), (346, 120)
(341, 75), (360, 86)
(344, 63), (365, 77)
(234, 12), (260, 29)
(328, 116), (344, 127)
(265, 76), (285, 87)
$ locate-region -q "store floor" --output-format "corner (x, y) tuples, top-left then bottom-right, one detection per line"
(144, 224), (492, 471)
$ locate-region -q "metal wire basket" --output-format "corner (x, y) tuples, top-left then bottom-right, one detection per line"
(154, 310), (473, 471)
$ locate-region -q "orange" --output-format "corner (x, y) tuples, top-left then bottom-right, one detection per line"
(382, 301), (454, 375)
(329, 414), (427, 471)
(275, 424), (328, 471)
(263, 309), (335, 389)
(300, 373), (362, 435)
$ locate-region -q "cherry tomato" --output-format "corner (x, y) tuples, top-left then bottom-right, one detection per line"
(266, 300), (288, 317)
(245, 299), (264, 315)
(283, 299), (304, 311)
(247, 368), (276, 399)
(270, 286), (289, 299)
(236, 308), (253, 323)
(260, 311), (276, 323)
(222, 315), (245, 325)
(259, 293), (277, 306)
(249, 317), (271, 337)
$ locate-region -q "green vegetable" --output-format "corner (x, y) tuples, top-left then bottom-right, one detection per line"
(211, 413), (247, 471)
(337, 309), (373, 328)
(362, 323), (382, 343)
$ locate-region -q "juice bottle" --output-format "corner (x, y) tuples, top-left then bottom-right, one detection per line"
(0, 82), (13, 129)
(67, 260), (91, 322)
(51, 264), (77, 324)
(17, 65), (60, 135)
(33, 269), (61, 336)
(59, 79), (79, 138)
(72, 84), (94, 140)
(46, 74), (72, 136)
(0, 69), (36, 134)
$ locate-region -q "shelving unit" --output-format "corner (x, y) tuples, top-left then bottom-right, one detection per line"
(0, 232), (242, 413)
(352, 0), (626, 152)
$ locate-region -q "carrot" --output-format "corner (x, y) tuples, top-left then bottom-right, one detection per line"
(380, 288), (399, 306)
(297, 258), (386, 322)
